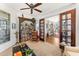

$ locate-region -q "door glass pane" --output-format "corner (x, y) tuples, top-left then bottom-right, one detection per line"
(62, 37), (65, 42)
(67, 43), (71, 46)
(67, 13), (71, 19)
(67, 31), (71, 36)
(62, 15), (66, 19)
(67, 20), (71, 25)
(67, 25), (71, 30)
(67, 37), (71, 43)
(62, 20), (66, 30)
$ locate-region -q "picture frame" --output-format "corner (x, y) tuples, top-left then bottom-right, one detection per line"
(12, 23), (16, 29)
(0, 9), (10, 44)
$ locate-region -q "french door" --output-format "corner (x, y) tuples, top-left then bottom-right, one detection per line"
(39, 19), (45, 41)
(60, 9), (76, 46)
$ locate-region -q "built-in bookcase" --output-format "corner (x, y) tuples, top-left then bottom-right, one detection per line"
(60, 9), (76, 46)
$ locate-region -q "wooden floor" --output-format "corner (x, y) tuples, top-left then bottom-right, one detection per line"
(26, 40), (61, 56)
(0, 36), (60, 56)
(46, 36), (59, 47)
(0, 46), (12, 56)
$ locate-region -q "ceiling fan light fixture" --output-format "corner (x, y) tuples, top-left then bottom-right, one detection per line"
(20, 3), (42, 14)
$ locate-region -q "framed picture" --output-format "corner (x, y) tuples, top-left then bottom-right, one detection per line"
(12, 23), (16, 29)
(0, 10), (10, 44)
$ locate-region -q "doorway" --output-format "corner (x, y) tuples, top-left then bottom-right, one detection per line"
(46, 15), (60, 46)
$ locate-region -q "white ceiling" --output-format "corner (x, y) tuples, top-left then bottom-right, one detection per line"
(6, 3), (72, 18)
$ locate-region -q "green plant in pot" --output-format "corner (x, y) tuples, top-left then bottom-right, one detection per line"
(25, 49), (33, 56)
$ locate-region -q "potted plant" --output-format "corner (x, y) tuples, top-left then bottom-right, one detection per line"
(25, 49), (33, 56)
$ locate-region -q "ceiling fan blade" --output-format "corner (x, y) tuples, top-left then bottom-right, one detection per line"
(25, 3), (31, 8)
(20, 8), (30, 10)
(33, 3), (42, 8)
(31, 9), (33, 14)
(34, 9), (42, 13)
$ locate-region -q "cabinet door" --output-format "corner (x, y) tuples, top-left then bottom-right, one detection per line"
(60, 9), (76, 46)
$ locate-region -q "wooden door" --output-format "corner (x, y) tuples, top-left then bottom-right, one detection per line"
(60, 9), (76, 46)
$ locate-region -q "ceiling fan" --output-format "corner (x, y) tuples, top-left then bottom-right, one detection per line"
(20, 3), (42, 14)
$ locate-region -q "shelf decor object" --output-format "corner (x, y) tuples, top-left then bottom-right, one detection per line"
(60, 9), (76, 46)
